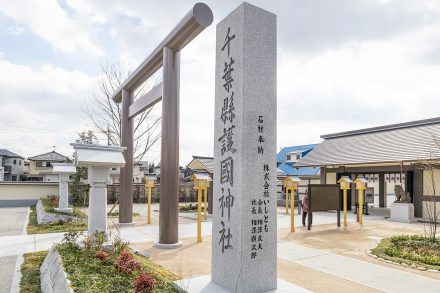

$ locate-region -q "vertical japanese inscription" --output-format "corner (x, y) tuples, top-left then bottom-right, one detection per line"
(218, 27), (236, 254)
(250, 115), (270, 259)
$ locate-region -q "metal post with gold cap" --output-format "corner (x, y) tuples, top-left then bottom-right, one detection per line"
(283, 176), (301, 232)
(354, 177), (368, 225)
(192, 172), (212, 242)
(338, 176), (353, 226)
(144, 174), (157, 225)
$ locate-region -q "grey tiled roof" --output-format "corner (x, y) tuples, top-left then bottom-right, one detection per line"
(295, 117), (440, 167)
(28, 151), (71, 162)
(192, 156), (214, 173)
(0, 149), (24, 159)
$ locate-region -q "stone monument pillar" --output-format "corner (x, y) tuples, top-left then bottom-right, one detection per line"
(71, 144), (126, 234)
(52, 163), (76, 214)
(212, 3), (277, 292)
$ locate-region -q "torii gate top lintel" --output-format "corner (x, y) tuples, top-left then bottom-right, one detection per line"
(111, 2), (213, 104)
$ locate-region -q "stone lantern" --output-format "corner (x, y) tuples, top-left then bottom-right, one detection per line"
(71, 144), (126, 234)
(52, 163), (76, 214)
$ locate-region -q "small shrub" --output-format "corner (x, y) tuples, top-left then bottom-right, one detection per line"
(62, 231), (82, 247)
(134, 272), (155, 293)
(48, 195), (59, 206)
(94, 231), (107, 248)
(94, 248), (110, 262)
(384, 246), (400, 257)
(116, 250), (141, 275)
(113, 235), (129, 254)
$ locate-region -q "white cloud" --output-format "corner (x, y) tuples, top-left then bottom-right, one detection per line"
(0, 0), (102, 56)
(0, 59), (98, 158)
(2, 0), (440, 165)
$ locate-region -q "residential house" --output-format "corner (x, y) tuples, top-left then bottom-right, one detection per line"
(187, 156), (214, 213)
(276, 144), (320, 205)
(0, 149), (26, 181)
(109, 162), (145, 184)
(27, 151), (71, 182)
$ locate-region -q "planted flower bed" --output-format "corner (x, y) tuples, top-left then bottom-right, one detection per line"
(48, 232), (177, 292)
(371, 235), (440, 271)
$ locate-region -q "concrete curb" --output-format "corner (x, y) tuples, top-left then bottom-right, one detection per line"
(9, 254), (24, 293)
(22, 207), (30, 235)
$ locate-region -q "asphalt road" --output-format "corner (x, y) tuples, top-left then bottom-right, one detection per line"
(0, 207), (29, 237)
(0, 205), (29, 293)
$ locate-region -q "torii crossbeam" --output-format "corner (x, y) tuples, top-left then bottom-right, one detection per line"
(111, 3), (213, 247)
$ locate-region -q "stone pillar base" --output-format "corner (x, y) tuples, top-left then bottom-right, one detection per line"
(173, 275), (311, 292)
(153, 241), (183, 249)
(54, 207), (73, 214)
(390, 203), (416, 223)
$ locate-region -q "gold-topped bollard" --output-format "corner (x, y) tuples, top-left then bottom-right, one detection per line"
(354, 177), (368, 225)
(192, 172), (212, 242)
(144, 174), (157, 225)
(203, 188), (208, 221)
(338, 176), (353, 227)
(283, 176), (301, 232)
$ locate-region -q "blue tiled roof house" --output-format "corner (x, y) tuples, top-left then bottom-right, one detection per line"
(277, 144), (320, 177)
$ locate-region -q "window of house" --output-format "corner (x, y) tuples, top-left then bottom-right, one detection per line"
(13, 159), (17, 165)
(286, 154), (291, 161)
(296, 154), (301, 160)
(46, 162), (51, 167)
(36, 161), (43, 167)
(19, 160), (22, 166)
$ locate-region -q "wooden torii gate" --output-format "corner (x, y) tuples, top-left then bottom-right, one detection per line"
(111, 3), (213, 247)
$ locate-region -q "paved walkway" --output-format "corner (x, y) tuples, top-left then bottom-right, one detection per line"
(1, 208), (438, 293)
(0, 206), (29, 293)
(278, 241), (440, 293)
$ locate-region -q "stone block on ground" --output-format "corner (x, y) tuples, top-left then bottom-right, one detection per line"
(36, 200), (79, 225)
(39, 245), (73, 293)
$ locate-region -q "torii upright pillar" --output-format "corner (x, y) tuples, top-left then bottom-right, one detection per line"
(113, 3), (213, 247)
(159, 47), (180, 245)
(119, 89), (134, 225)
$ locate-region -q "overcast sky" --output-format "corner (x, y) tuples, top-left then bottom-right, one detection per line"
(1, 0), (440, 165)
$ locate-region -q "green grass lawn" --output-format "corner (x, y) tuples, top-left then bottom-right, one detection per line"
(20, 251), (48, 293)
(372, 235), (440, 270)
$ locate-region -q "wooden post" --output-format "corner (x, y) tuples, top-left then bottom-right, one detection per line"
(285, 188), (289, 214)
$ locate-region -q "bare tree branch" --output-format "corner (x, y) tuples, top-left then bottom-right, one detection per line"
(83, 62), (161, 162)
